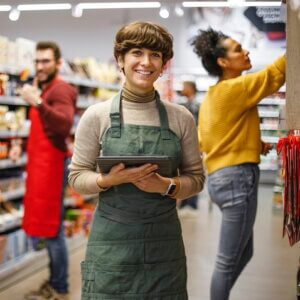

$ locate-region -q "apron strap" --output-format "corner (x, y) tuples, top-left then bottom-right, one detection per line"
(156, 91), (170, 140)
(109, 91), (122, 138)
(109, 90), (171, 140)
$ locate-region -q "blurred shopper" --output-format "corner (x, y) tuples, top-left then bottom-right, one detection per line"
(19, 41), (77, 300)
(179, 81), (200, 211)
(192, 28), (285, 300)
(180, 81), (199, 124)
(69, 21), (205, 299)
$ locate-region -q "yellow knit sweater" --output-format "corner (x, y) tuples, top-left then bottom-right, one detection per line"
(198, 56), (285, 174)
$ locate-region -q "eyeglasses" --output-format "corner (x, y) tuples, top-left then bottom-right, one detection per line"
(34, 59), (55, 65)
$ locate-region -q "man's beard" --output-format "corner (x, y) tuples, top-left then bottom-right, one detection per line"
(37, 69), (58, 88)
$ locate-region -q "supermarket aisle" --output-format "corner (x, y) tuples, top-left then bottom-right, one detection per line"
(0, 184), (299, 300)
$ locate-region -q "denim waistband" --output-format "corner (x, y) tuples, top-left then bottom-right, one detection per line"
(208, 163), (259, 178)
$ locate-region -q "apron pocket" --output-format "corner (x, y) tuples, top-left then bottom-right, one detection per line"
(81, 260), (143, 295)
(81, 259), (187, 297)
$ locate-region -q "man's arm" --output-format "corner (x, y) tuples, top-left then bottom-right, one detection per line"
(38, 84), (77, 137)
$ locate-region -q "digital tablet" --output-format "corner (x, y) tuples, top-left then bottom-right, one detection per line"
(96, 155), (176, 176)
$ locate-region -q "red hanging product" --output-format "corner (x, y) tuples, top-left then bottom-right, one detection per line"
(277, 130), (300, 246)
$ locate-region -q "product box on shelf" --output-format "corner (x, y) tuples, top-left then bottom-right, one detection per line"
(15, 38), (35, 72)
(0, 36), (9, 66)
(0, 229), (31, 266)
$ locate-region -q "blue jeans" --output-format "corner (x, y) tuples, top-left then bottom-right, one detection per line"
(45, 158), (69, 294)
(207, 163), (259, 300)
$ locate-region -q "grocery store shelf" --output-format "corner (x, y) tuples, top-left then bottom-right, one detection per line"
(0, 218), (22, 234)
(260, 124), (279, 130)
(258, 110), (279, 118)
(98, 82), (120, 91)
(260, 98), (285, 105)
(0, 65), (34, 77)
(0, 96), (28, 106)
(64, 194), (98, 206)
(61, 75), (99, 88)
(259, 164), (278, 171)
(0, 234), (87, 291)
(261, 136), (279, 143)
(61, 75), (120, 90)
(1, 186), (25, 202)
(0, 65), (120, 90)
(0, 155), (27, 170)
(76, 97), (99, 109)
(0, 129), (29, 138)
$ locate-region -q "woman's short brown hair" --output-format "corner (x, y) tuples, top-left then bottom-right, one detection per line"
(114, 21), (173, 65)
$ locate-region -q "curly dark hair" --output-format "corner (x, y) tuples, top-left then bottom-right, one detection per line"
(191, 28), (229, 77)
(114, 21), (173, 65)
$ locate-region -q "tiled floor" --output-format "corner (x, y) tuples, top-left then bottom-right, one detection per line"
(0, 184), (299, 300)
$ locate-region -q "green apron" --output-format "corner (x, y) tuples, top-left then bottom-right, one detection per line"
(81, 91), (187, 300)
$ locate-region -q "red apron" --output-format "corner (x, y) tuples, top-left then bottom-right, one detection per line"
(22, 79), (65, 238)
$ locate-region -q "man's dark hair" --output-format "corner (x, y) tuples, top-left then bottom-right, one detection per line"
(36, 41), (61, 61)
(191, 28), (228, 77)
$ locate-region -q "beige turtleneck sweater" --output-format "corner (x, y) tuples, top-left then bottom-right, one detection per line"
(68, 88), (205, 201)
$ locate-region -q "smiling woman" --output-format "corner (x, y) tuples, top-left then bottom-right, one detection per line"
(68, 21), (205, 299)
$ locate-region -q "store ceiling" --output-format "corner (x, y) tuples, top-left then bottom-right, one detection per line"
(5, 0), (282, 4)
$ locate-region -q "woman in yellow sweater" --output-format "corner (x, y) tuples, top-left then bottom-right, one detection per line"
(192, 28), (285, 300)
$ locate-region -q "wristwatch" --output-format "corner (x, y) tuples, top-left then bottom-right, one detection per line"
(162, 179), (177, 196)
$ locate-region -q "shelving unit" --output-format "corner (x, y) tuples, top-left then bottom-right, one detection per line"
(257, 90), (286, 208)
(0, 61), (120, 288)
(0, 154), (27, 169)
(0, 233), (87, 291)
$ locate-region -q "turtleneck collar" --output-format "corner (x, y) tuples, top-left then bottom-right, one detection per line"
(122, 85), (156, 103)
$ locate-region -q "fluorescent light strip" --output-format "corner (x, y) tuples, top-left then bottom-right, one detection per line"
(183, 1), (230, 7)
(77, 2), (161, 9)
(0, 5), (11, 11)
(17, 3), (72, 11)
(243, 2), (281, 6)
(182, 1), (281, 7)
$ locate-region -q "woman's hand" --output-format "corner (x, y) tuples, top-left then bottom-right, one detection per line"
(261, 141), (273, 156)
(133, 173), (170, 194)
(97, 163), (158, 189)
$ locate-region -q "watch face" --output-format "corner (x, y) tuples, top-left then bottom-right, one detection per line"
(167, 183), (176, 195)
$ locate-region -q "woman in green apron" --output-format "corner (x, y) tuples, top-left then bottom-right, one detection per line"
(69, 21), (205, 299)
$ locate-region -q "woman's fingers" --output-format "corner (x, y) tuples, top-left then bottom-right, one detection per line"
(107, 163), (158, 185)
(126, 164), (158, 179)
(110, 163), (125, 174)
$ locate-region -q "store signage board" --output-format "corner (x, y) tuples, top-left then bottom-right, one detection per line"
(244, 6), (285, 32)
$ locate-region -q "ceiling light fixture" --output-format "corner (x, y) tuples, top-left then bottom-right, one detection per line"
(174, 4), (184, 17)
(17, 3), (72, 11)
(182, 1), (282, 7)
(9, 8), (20, 21)
(159, 6), (169, 18)
(0, 5), (11, 12)
(77, 2), (161, 10)
(72, 4), (83, 17)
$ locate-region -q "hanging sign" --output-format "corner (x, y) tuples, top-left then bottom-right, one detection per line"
(244, 7), (285, 32)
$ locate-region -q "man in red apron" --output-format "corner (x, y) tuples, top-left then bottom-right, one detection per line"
(18, 41), (77, 300)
